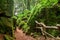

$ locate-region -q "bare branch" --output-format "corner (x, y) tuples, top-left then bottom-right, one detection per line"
(35, 20), (58, 29)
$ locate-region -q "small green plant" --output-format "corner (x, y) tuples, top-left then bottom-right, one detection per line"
(14, 0), (60, 37)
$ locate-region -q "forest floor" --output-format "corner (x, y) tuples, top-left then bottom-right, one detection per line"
(14, 27), (58, 40)
(0, 27), (59, 40)
(0, 34), (4, 40)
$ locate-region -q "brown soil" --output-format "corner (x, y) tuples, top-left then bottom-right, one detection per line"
(14, 27), (36, 40)
(0, 27), (59, 40)
(14, 27), (57, 40)
(0, 34), (4, 40)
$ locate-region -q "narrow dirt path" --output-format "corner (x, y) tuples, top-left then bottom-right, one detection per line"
(14, 27), (57, 40)
(14, 27), (36, 40)
(0, 34), (4, 40)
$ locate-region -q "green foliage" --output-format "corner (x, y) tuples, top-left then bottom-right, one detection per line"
(0, 0), (14, 16)
(14, 9), (30, 32)
(4, 35), (14, 40)
(14, 0), (60, 37)
(0, 0), (14, 39)
(27, 0), (58, 27)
